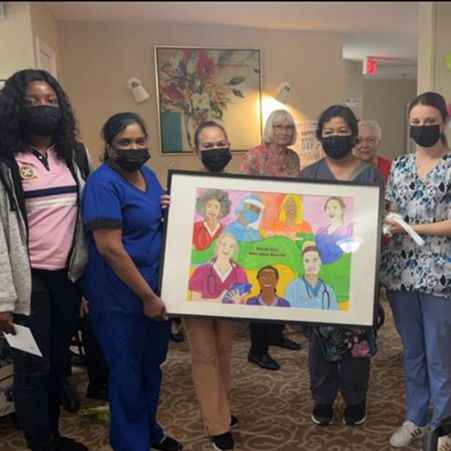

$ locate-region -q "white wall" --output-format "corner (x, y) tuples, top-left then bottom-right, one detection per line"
(0, 2), (34, 79)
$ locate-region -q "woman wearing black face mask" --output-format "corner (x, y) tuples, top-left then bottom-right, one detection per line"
(298, 105), (383, 428)
(0, 69), (90, 451)
(184, 121), (238, 451)
(81, 113), (182, 451)
(381, 92), (451, 450)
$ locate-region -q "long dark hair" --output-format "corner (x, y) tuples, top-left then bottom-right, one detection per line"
(0, 69), (79, 162)
(408, 91), (449, 147)
(101, 112), (148, 160)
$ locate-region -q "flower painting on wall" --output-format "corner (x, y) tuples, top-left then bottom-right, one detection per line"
(155, 47), (262, 154)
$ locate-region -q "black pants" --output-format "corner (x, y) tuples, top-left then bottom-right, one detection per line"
(12, 269), (81, 451)
(249, 322), (285, 357)
(308, 330), (370, 405)
(80, 315), (108, 388)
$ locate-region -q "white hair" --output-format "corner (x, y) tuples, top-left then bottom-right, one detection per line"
(358, 120), (382, 141)
(262, 109), (297, 145)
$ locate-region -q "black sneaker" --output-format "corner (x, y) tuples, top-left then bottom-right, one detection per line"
(343, 402), (367, 425)
(86, 384), (108, 402)
(230, 415), (239, 430)
(151, 435), (183, 451)
(311, 404), (333, 425)
(57, 436), (89, 451)
(271, 337), (301, 351)
(211, 432), (234, 451)
(247, 352), (280, 371)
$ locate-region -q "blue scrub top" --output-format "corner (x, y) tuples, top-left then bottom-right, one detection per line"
(81, 163), (163, 316)
(285, 276), (339, 310)
(224, 220), (262, 242)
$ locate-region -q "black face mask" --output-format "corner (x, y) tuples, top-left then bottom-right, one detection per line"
(321, 135), (354, 160)
(409, 125), (441, 147)
(113, 148), (150, 172)
(22, 105), (61, 137)
(200, 148), (232, 173)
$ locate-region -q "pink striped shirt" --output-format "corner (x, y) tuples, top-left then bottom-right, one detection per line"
(15, 147), (77, 270)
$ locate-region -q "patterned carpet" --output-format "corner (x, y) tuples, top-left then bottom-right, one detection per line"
(0, 297), (422, 451)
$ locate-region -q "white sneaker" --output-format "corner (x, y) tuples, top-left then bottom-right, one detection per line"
(389, 420), (427, 447)
(438, 435), (451, 451)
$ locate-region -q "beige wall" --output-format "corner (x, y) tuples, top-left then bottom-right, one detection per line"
(415, 1), (451, 144)
(343, 60), (363, 119)
(30, 2), (60, 77)
(362, 79), (417, 159)
(0, 2), (34, 79)
(57, 21), (344, 183)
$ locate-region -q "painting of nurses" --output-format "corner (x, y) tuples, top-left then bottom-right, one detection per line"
(285, 242), (339, 310)
(246, 266), (290, 307)
(189, 232), (249, 303)
(223, 194), (264, 243)
(265, 194), (312, 241)
(192, 189), (232, 250)
(315, 196), (353, 264)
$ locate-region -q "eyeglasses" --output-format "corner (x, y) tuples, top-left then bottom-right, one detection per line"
(356, 137), (378, 145)
(273, 124), (295, 131)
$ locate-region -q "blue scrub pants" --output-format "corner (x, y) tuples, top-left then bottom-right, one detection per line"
(92, 312), (171, 451)
(388, 291), (451, 430)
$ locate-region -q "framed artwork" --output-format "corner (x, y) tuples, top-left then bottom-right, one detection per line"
(154, 46), (262, 155)
(159, 170), (383, 327)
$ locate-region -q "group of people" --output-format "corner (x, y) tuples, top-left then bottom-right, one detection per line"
(0, 67), (449, 451)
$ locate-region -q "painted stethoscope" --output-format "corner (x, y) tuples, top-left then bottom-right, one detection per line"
(206, 257), (239, 296)
(301, 275), (331, 310)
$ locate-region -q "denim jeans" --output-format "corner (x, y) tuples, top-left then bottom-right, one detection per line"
(12, 269), (81, 451)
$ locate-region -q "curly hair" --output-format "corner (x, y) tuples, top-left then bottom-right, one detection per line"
(195, 189), (232, 219)
(0, 69), (79, 162)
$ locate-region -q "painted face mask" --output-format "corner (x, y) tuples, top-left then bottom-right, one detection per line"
(409, 125), (441, 147)
(22, 105), (61, 137)
(114, 148), (150, 172)
(200, 148), (232, 172)
(322, 135), (354, 160)
(242, 209), (260, 224)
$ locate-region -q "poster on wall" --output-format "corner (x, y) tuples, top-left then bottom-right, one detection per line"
(154, 46), (262, 154)
(160, 171), (382, 327)
(294, 121), (323, 169)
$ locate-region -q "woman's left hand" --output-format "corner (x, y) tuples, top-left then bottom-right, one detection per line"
(160, 193), (171, 210)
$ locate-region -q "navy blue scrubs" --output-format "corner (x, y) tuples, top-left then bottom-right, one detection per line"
(82, 163), (170, 451)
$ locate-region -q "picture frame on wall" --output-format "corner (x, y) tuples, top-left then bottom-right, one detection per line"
(159, 170), (383, 327)
(154, 46), (262, 155)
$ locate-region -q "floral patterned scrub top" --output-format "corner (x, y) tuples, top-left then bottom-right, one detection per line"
(380, 153), (451, 299)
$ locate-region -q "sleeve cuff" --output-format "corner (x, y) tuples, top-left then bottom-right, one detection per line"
(85, 218), (122, 230)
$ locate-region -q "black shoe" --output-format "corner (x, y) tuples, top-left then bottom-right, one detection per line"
(271, 337), (301, 351)
(230, 415), (239, 430)
(311, 404), (333, 425)
(57, 436), (89, 451)
(151, 435), (183, 451)
(86, 384), (108, 402)
(247, 352), (280, 371)
(343, 402), (367, 425)
(170, 332), (184, 343)
(211, 431), (234, 451)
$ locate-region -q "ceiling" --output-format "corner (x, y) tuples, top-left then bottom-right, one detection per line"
(44, 1), (419, 79)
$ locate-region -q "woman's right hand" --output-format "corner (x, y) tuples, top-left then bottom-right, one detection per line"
(143, 295), (168, 321)
(0, 312), (15, 335)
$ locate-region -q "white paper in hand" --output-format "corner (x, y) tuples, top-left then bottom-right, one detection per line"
(3, 324), (43, 357)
